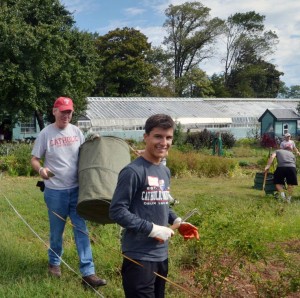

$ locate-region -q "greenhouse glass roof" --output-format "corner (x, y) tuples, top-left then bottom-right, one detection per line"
(85, 97), (300, 128)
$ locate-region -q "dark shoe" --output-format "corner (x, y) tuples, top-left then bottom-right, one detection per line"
(82, 274), (107, 288)
(48, 264), (61, 278)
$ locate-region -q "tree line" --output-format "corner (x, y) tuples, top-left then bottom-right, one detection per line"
(0, 0), (298, 130)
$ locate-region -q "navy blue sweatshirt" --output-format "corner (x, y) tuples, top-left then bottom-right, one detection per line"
(109, 157), (178, 261)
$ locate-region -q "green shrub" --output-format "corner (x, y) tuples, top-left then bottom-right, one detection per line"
(0, 143), (16, 156)
(236, 138), (259, 146)
(221, 131), (236, 148)
(185, 129), (211, 150)
(0, 143), (35, 176)
(185, 130), (236, 150)
(239, 161), (250, 167)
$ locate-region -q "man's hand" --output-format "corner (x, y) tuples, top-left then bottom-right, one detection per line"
(178, 222), (199, 240)
(149, 224), (174, 242)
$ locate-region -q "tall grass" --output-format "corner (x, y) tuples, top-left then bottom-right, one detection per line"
(1, 174), (300, 297)
(167, 149), (238, 178)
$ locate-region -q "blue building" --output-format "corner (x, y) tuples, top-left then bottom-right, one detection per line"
(258, 108), (300, 139)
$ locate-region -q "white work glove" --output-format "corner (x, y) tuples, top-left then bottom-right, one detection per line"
(173, 217), (182, 225)
(148, 224), (174, 242)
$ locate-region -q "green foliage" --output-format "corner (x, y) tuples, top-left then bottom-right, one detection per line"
(257, 151), (277, 173)
(177, 67), (215, 98)
(227, 60), (283, 98)
(146, 46), (175, 97)
(223, 11), (281, 98)
(173, 121), (185, 146)
(236, 138), (259, 146)
(93, 27), (158, 96)
(163, 2), (225, 96)
(2, 170), (300, 296)
(210, 73), (231, 97)
(239, 160), (250, 167)
(185, 129), (236, 150)
(0, 0), (99, 128)
(0, 143), (35, 176)
(167, 149), (238, 178)
(288, 85), (300, 99)
(221, 131), (236, 148)
(185, 129), (212, 150)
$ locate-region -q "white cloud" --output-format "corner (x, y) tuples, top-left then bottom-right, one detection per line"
(145, 0), (300, 86)
(138, 26), (168, 46)
(61, 0), (300, 86)
(125, 8), (146, 17)
(60, 0), (99, 15)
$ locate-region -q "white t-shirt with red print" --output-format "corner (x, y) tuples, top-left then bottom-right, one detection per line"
(32, 123), (85, 190)
(280, 140), (296, 151)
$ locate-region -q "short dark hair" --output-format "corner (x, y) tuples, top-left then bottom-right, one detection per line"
(144, 114), (175, 134)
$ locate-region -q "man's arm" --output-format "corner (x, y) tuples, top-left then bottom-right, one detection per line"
(265, 153), (276, 172)
(31, 156), (51, 180)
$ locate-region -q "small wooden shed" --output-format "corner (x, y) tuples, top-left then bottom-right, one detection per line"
(258, 108), (300, 139)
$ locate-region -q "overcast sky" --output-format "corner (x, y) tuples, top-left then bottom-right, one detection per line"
(61, 0), (300, 87)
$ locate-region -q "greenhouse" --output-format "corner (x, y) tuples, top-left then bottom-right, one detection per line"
(78, 97), (300, 140)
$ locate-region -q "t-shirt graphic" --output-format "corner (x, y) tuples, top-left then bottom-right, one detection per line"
(141, 176), (169, 206)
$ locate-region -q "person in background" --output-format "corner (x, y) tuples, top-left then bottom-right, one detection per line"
(212, 132), (223, 156)
(31, 97), (106, 288)
(109, 114), (199, 298)
(265, 143), (298, 203)
(280, 133), (300, 156)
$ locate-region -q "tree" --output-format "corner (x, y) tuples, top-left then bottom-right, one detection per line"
(177, 68), (215, 97)
(93, 27), (158, 96)
(288, 85), (300, 98)
(223, 11), (279, 87)
(277, 81), (290, 98)
(147, 46), (175, 97)
(210, 74), (231, 98)
(0, 0), (99, 129)
(163, 1), (224, 96)
(226, 56), (283, 98)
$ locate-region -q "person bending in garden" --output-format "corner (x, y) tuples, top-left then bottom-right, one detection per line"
(109, 114), (199, 298)
(265, 143), (298, 203)
(31, 97), (106, 288)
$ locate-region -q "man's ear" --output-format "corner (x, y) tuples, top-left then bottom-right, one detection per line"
(143, 133), (147, 143)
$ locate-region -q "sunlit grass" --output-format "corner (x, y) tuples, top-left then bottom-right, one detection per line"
(1, 173), (300, 297)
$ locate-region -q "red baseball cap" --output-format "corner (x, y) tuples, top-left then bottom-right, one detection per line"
(54, 97), (74, 111)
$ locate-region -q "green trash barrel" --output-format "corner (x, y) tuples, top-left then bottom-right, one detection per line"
(253, 172), (277, 195)
(77, 136), (131, 224)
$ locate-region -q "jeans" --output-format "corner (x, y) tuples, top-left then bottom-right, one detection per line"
(44, 186), (95, 277)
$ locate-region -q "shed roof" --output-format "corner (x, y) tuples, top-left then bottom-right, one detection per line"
(268, 108), (300, 119)
(258, 108), (300, 122)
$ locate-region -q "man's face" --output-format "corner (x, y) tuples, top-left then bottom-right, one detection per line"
(53, 108), (73, 129)
(143, 127), (173, 163)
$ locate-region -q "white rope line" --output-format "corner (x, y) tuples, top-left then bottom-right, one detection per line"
(2, 192), (105, 298)
(4, 178), (199, 297)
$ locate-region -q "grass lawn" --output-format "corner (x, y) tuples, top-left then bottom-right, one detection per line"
(1, 173), (300, 297)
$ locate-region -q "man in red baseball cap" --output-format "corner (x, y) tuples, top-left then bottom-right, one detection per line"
(31, 96), (107, 288)
(53, 97), (74, 112)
